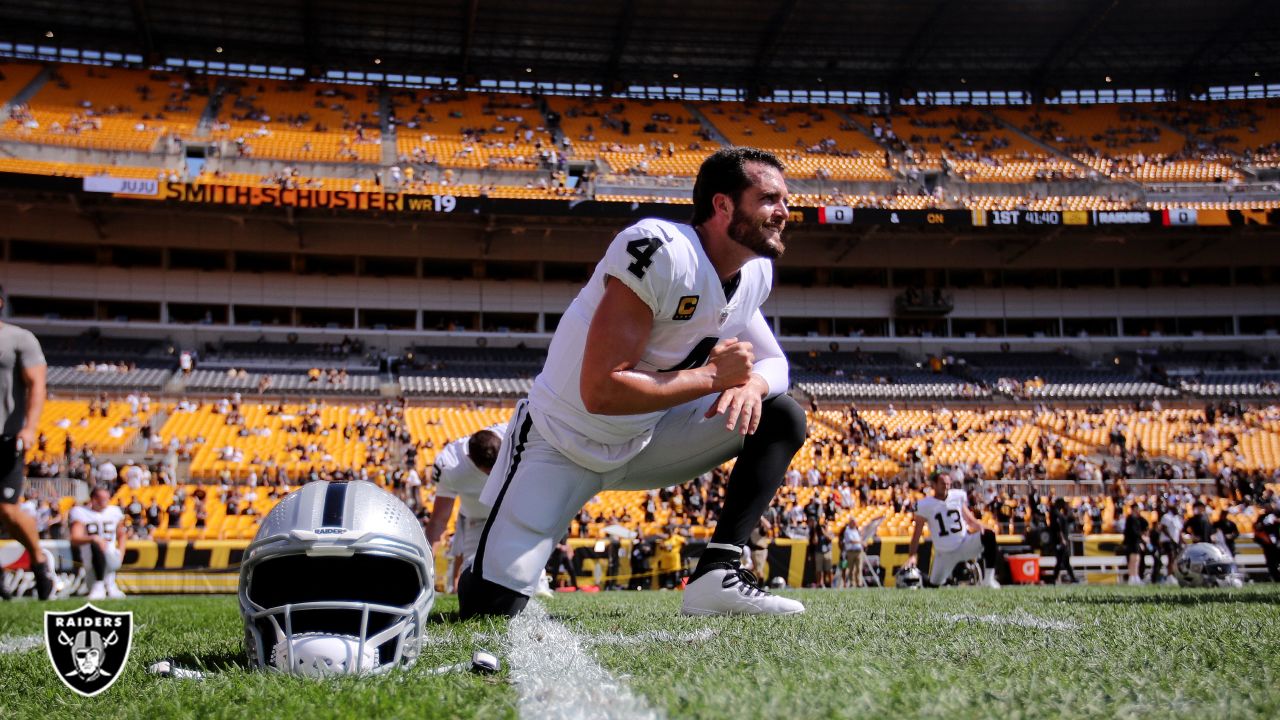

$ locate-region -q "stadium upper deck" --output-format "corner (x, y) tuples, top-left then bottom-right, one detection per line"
(3, 59), (1279, 211)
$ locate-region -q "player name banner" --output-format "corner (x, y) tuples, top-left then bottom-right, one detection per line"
(4, 174), (1279, 227)
(83, 176), (160, 196)
(157, 182), (413, 211)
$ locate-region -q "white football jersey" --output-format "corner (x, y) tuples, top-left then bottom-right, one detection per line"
(70, 504), (125, 541)
(917, 489), (970, 553)
(1158, 511), (1184, 543)
(528, 218), (775, 472)
(432, 424), (506, 521)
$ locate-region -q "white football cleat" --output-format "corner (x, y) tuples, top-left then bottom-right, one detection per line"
(106, 578), (127, 599)
(534, 570), (554, 599)
(87, 581), (107, 600)
(681, 565), (805, 616)
(981, 573), (1001, 589)
(1127, 576), (1144, 586)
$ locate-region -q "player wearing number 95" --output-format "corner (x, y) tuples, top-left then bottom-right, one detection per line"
(906, 472), (1001, 588)
(460, 147), (807, 619)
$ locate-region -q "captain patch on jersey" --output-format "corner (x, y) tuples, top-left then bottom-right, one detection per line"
(673, 295), (700, 321)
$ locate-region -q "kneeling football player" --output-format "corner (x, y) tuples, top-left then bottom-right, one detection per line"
(461, 148), (807, 618)
(905, 472), (1002, 588)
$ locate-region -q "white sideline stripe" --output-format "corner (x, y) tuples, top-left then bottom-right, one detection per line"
(943, 611), (1078, 632)
(0, 634), (43, 654)
(589, 628), (720, 646)
(507, 601), (661, 720)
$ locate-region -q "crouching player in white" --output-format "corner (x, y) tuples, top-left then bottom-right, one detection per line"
(905, 472), (1001, 588)
(70, 486), (127, 599)
(460, 148), (807, 619)
(422, 426), (503, 590)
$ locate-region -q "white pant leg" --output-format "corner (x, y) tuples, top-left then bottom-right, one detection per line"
(77, 543), (101, 585)
(456, 514), (487, 571)
(929, 532), (984, 586)
(104, 544), (122, 572)
(475, 413), (604, 597)
(613, 395), (745, 491)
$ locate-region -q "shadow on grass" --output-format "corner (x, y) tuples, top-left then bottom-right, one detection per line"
(1060, 591), (1280, 607)
(428, 610), (510, 633)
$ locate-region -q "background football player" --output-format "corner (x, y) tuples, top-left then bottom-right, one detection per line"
(0, 297), (58, 600)
(422, 426), (503, 590)
(70, 486), (128, 599)
(461, 147), (807, 619)
(905, 471), (1001, 588)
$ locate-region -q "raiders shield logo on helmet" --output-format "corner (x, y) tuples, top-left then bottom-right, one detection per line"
(45, 604), (133, 697)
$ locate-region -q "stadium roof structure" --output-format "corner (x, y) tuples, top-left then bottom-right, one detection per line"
(2, 0), (1278, 97)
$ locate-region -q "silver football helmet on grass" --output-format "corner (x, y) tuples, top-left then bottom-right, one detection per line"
(239, 480), (435, 676)
(1174, 542), (1243, 589)
(895, 565), (924, 589)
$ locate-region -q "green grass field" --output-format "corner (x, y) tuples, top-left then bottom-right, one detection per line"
(2, 585), (1278, 719)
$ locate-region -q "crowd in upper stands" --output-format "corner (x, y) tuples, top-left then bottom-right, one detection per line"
(4, 60), (1280, 210)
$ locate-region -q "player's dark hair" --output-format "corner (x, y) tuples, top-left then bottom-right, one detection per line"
(691, 147), (785, 226)
(467, 430), (502, 473)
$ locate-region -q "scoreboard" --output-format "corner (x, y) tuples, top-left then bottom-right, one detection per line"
(814, 206), (1278, 228)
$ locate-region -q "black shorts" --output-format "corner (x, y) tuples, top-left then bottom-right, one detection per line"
(0, 436), (24, 505)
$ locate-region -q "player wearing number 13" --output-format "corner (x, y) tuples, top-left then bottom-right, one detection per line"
(460, 148), (807, 619)
(907, 472), (1002, 588)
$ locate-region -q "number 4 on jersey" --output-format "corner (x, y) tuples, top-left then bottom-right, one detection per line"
(626, 237), (663, 279)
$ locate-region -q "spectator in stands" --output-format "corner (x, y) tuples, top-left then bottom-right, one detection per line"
(547, 532), (579, 590)
(1212, 509), (1239, 557)
(0, 300), (58, 599)
(1152, 501), (1184, 584)
(94, 459), (118, 487)
(748, 517), (771, 578)
(45, 500), (64, 540)
(1254, 497), (1280, 582)
(1048, 497), (1077, 584)
(1183, 501), (1213, 544)
(808, 523), (835, 588)
(166, 499), (183, 529)
(193, 497), (208, 529)
(841, 520), (865, 588)
(34, 497), (52, 539)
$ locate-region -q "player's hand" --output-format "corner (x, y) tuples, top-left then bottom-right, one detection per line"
(705, 377), (767, 435)
(15, 428), (35, 454)
(904, 555), (917, 569)
(706, 338), (754, 391)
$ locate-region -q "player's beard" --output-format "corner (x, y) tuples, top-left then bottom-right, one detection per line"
(727, 206), (785, 259)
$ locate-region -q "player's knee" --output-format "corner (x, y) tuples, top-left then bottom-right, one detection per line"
(458, 567), (530, 620)
(756, 393), (806, 450)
